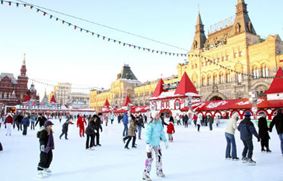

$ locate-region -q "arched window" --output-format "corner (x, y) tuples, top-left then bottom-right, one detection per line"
(261, 64), (269, 78)
(226, 71), (231, 83)
(174, 99), (181, 110)
(207, 74), (211, 86)
(237, 73), (242, 83)
(213, 73), (218, 85)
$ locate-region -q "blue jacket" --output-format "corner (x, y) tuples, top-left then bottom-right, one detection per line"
(122, 113), (128, 125)
(145, 119), (167, 147)
(22, 117), (30, 126)
(238, 118), (259, 141)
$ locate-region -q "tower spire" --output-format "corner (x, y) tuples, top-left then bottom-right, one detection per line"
(191, 12), (206, 50)
(23, 53), (26, 65)
(230, 0), (256, 36)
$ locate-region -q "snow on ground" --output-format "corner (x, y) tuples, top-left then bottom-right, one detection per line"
(0, 119), (283, 181)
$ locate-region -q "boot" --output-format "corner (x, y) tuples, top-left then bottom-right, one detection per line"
(157, 170), (165, 177)
(143, 171), (152, 181)
(247, 158), (256, 166)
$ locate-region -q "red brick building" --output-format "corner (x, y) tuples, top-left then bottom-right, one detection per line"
(0, 59), (29, 106)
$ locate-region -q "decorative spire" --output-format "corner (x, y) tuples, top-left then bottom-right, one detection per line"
(20, 54), (27, 76)
(23, 53), (26, 65)
(230, 0), (256, 36)
(191, 12), (206, 50)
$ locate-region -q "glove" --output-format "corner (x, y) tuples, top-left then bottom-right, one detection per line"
(100, 128), (103, 132)
(40, 145), (45, 152)
(164, 142), (169, 149)
(146, 144), (152, 153)
(257, 138), (261, 142)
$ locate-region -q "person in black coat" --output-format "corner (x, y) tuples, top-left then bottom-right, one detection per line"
(59, 118), (73, 140)
(258, 114), (271, 152)
(37, 120), (54, 177)
(35, 113), (47, 128)
(93, 114), (103, 146)
(238, 112), (260, 165)
(85, 118), (95, 149)
(269, 108), (283, 155)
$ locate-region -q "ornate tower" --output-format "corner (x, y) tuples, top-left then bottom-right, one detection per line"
(16, 54), (28, 102)
(191, 12), (207, 50)
(230, 0), (256, 36)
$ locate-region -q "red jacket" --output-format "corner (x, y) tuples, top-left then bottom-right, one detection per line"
(167, 122), (175, 134)
(77, 116), (86, 128)
(5, 115), (13, 124)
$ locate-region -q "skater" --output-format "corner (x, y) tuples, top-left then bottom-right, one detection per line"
(238, 112), (260, 165)
(258, 113), (271, 152)
(196, 114), (202, 132)
(37, 120), (54, 178)
(35, 113), (47, 129)
(224, 113), (239, 160)
(94, 114), (103, 146)
(110, 112), (114, 124)
(137, 114), (145, 140)
(15, 112), (23, 131)
(30, 113), (36, 130)
(208, 115), (214, 131)
(77, 114), (87, 137)
(85, 117), (95, 150)
(167, 118), (175, 142)
(269, 108), (283, 156)
(4, 112), (13, 136)
(22, 114), (30, 136)
(59, 118), (73, 140)
(122, 112), (129, 137)
(142, 112), (168, 181)
(123, 114), (138, 149)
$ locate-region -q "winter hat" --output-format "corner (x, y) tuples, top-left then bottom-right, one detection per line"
(44, 120), (54, 127)
(244, 112), (251, 117)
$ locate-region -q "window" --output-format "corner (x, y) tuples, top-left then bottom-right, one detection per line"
(226, 71), (231, 83)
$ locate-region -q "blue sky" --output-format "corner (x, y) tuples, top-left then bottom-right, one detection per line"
(0, 0), (282, 98)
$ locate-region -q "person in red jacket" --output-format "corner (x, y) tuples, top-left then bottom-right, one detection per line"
(166, 117), (175, 142)
(77, 115), (87, 137)
(5, 112), (14, 136)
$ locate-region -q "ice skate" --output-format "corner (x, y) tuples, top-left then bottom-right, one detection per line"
(232, 157), (239, 161)
(157, 170), (165, 177)
(142, 171), (152, 181)
(44, 168), (52, 175)
(37, 170), (47, 178)
(247, 158), (256, 166)
(242, 157), (248, 163)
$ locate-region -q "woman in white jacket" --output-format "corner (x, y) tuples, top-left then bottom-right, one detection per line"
(225, 113), (239, 160)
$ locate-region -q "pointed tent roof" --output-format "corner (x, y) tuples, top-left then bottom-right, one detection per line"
(123, 96), (131, 106)
(174, 72), (198, 95)
(265, 68), (283, 94)
(50, 95), (57, 104)
(152, 79), (164, 97)
(104, 99), (110, 108)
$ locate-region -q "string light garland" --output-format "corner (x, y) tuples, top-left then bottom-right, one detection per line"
(0, 0), (188, 57)
(0, 0), (279, 80)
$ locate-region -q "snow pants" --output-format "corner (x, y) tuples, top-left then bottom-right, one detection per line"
(144, 145), (163, 174)
(79, 127), (85, 137)
(38, 151), (53, 170)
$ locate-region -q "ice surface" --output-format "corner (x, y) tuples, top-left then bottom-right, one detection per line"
(0, 119), (282, 181)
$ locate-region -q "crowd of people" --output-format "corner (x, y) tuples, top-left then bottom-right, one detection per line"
(0, 108), (282, 180)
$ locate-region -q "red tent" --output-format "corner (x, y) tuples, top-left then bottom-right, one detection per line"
(122, 96), (132, 106)
(50, 95), (56, 104)
(265, 67), (283, 94)
(152, 79), (164, 97)
(174, 72), (198, 95)
(104, 99), (110, 108)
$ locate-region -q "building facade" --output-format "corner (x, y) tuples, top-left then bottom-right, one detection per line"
(53, 82), (72, 106)
(177, 0), (283, 101)
(0, 58), (28, 106)
(70, 92), (89, 109)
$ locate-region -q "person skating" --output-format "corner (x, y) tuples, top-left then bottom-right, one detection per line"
(77, 114), (87, 137)
(35, 113), (47, 129)
(85, 117), (95, 150)
(196, 114), (202, 132)
(238, 112), (260, 166)
(59, 118), (73, 140)
(208, 115), (214, 131)
(258, 113), (271, 152)
(143, 112), (168, 181)
(225, 113), (239, 160)
(22, 114), (30, 136)
(37, 120), (55, 178)
(4, 112), (13, 136)
(137, 114), (145, 140)
(166, 118), (175, 142)
(122, 112), (129, 137)
(269, 108), (283, 156)
(123, 114), (137, 149)
(93, 114), (103, 146)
